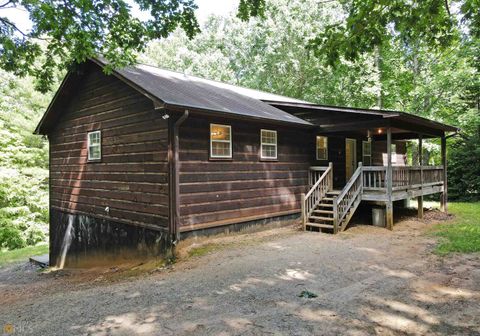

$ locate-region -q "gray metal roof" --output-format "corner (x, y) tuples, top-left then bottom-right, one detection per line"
(93, 58), (312, 126)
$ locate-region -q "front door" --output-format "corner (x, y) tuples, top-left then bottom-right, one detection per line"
(345, 138), (357, 180)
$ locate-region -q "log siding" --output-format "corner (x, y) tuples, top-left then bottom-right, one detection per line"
(48, 66), (169, 230)
(178, 116), (315, 231)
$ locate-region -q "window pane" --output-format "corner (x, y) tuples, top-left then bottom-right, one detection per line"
(363, 141), (371, 155)
(89, 145), (101, 160)
(363, 155), (372, 165)
(211, 124), (230, 141)
(316, 136), (328, 160)
(261, 130), (276, 144)
(212, 141), (231, 157)
(262, 144), (276, 158)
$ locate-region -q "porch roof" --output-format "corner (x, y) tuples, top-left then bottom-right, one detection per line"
(268, 101), (458, 139)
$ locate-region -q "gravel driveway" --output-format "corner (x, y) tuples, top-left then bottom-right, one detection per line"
(1, 218), (479, 335)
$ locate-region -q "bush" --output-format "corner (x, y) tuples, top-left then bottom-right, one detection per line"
(448, 134), (480, 201)
(0, 168), (48, 250)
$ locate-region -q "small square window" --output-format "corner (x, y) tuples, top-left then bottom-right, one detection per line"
(316, 136), (328, 160)
(210, 124), (232, 158)
(260, 129), (277, 159)
(87, 131), (101, 161)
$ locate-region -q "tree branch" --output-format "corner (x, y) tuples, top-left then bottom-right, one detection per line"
(0, 16), (29, 37)
(444, 0), (451, 16)
(0, 1), (13, 8)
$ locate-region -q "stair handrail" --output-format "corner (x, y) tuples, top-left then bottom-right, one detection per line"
(334, 163), (363, 233)
(302, 162), (333, 228)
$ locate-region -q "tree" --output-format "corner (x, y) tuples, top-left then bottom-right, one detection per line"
(0, 0), (201, 92)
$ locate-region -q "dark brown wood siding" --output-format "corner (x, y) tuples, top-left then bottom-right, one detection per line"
(48, 66), (169, 230)
(178, 116), (314, 231)
(372, 140), (407, 166)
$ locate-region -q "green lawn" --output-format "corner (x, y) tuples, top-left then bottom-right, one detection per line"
(433, 202), (480, 255)
(0, 244), (48, 267)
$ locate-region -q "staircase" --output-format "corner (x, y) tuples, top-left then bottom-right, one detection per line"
(305, 190), (339, 232)
(302, 163), (364, 234)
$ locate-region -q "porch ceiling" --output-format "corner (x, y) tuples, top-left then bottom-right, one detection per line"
(270, 102), (458, 140)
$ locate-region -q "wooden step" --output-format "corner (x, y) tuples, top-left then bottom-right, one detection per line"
(317, 203), (333, 208)
(323, 197), (334, 201)
(306, 222), (334, 229)
(312, 209), (333, 214)
(309, 215), (334, 221)
(327, 190), (341, 195)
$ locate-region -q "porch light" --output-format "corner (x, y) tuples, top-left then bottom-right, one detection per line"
(377, 128), (383, 134)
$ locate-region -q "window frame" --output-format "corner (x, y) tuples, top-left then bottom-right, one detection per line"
(210, 123), (232, 159)
(391, 143), (397, 164)
(87, 130), (102, 162)
(260, 129), (278, 160)
(316, 136), (328, 161)
(362, 140), (372, 166)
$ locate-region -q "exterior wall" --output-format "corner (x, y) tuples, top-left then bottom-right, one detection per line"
(48, 66), (170, 266)
(178, 115), (315, 232)
(372, 140), (407, 166)
(314, 135), (366, 187)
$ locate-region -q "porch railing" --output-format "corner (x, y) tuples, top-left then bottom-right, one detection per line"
(363, 165), (444, 191)
(333, 163), (363, 233)
(302, 163), (333, 228)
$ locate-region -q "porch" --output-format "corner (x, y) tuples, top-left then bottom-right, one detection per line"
(291, 104), (457, 233)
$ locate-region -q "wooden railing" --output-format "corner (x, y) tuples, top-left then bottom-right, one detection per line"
(308, 166), (329, 188)
(363, 165), (444, 191)
(333, 163), (363, 233)
(302, 163), (333, 227)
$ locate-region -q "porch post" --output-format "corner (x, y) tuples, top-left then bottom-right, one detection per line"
(440, 135), (448, 213)
(301, 193), (306, 230)
(386, 127), (393, 230)
(418, 135), (424, 219)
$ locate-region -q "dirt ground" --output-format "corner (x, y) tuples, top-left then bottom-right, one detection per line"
(1, 212), (479, 336)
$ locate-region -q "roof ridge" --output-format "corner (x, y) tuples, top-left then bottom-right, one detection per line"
(135, 61), (310, 104)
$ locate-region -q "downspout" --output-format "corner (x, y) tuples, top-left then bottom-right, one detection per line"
(172, 110), (189, 246)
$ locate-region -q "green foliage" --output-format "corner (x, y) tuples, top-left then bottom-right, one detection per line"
(433, 202), (480, 255)
(0, 69), (49, 250)
(0, 0), (201, 92)
(307, 0), (476, 66)
(448, 135), (480, 201)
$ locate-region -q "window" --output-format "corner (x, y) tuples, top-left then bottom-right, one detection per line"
(87, 131), (101, 161)
(391, 143), (397, 164)
(362, 140), (372, 165)
(260, 129), (277, 159)
(210, 124), (232, 158)
(316, 136), (328, 160)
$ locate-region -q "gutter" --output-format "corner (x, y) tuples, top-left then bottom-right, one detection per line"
(171, 109), (189, 246)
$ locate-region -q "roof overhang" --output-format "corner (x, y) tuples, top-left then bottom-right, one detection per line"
(268, 101), (459, 138)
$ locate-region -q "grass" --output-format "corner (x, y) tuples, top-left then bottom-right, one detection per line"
(188, 243), (222, 258)
(0, 244), (48, 267)
(432, 202), (480, 255)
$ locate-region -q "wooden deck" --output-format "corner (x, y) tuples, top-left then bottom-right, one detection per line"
(362, 166), (445, 202)
(302, 164), (446, 233)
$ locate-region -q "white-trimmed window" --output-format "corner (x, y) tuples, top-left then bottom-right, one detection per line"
(87, 131), (101, 161)
(260, 129), (277, 159)
(362, 140), (372, 165)
(316, 136), (328, 160)
(391, 143), (397, 164)
(210, 124), (232, 158)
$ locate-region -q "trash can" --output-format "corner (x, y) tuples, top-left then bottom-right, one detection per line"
(372, 207), (386, 227)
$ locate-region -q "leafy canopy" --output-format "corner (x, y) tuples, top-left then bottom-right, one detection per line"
(0, 0), (266, 92)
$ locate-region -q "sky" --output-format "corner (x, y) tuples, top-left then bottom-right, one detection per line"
(2, 0), (239, 35)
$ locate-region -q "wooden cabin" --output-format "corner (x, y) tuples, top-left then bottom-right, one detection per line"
(35, 58), (457, 267)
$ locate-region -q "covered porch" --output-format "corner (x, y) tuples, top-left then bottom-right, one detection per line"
(291, 103), (458, 232)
